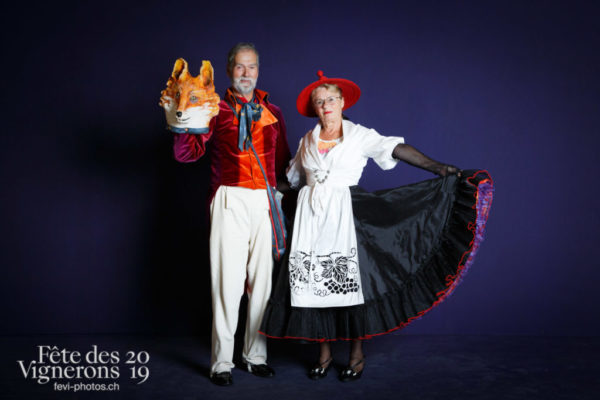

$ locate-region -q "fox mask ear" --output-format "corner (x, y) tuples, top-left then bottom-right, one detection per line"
(200, 60), (214, 87)
(171, 58), (189, 80)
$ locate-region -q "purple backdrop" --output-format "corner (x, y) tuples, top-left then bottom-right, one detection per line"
(1, 0), (598, 336)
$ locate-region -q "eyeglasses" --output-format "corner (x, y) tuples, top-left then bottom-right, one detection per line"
(312, 96), (341, 107)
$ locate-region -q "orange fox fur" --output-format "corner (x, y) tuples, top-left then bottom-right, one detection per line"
(160, 58), (220, 118)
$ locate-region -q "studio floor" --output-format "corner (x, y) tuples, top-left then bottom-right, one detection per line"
(1, 334), (597, 400)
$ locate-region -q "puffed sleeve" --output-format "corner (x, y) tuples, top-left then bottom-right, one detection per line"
(286, 135), (307, 189)
(360, 127), (404, 170)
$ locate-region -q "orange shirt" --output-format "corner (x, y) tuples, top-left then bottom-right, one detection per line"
(173, 88), (291, 200)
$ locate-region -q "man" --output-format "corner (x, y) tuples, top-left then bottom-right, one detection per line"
(172, 43), (291, 386)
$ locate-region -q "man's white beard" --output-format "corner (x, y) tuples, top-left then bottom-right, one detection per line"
(232, 76), (257, 95)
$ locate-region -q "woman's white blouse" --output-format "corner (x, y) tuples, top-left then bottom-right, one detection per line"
(286, 120), (404, 308)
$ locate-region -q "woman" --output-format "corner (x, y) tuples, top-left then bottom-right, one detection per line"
(260, 71), (493, 382)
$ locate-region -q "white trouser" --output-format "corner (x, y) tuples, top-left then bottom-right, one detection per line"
(209, 185), (273, 375)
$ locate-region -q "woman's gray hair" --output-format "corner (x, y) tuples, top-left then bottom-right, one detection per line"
(310, 83), (343, 99)
(227, 42), (260, 75)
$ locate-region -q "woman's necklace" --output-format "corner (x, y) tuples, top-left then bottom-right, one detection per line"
(319, 137), (342, 143)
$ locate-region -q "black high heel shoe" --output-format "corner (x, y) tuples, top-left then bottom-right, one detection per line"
(308, 357), (333, 380)
(339, 358), (365, 382)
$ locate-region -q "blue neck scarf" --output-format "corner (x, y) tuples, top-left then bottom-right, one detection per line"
(234, 95), (263, 152)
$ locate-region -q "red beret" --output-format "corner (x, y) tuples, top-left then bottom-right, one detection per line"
(296, 70), (361, 117)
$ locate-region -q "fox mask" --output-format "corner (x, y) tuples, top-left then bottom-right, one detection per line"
(160, 58), (220, 133)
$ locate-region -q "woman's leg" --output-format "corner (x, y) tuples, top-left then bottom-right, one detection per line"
(319, 342), (332, 365)
(339, 339), (365, 381)
(308, 342), (333, 379)
(348, 339), (365, 372)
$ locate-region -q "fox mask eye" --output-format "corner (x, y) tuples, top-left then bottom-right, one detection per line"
(175, 92), (180, 99)
(190, 95), (198, 103)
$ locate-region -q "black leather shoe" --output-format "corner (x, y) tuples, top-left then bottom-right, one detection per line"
(245, 363), (275, 378)
(308, 357), (333, 380)
(210, 371), (233, 386)
(339, 358), (365, 382)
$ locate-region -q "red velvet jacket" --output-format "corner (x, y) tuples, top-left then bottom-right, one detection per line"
(173, 88), (291, 200)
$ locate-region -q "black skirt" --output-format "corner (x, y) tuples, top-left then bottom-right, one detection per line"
(260, 170), (494, 341)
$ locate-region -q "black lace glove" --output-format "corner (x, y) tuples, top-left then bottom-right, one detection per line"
(437, 164), (462, 177)
(392, 143), (462, 177)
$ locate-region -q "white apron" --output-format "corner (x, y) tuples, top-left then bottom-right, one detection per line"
(287, 120), (404, 308)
